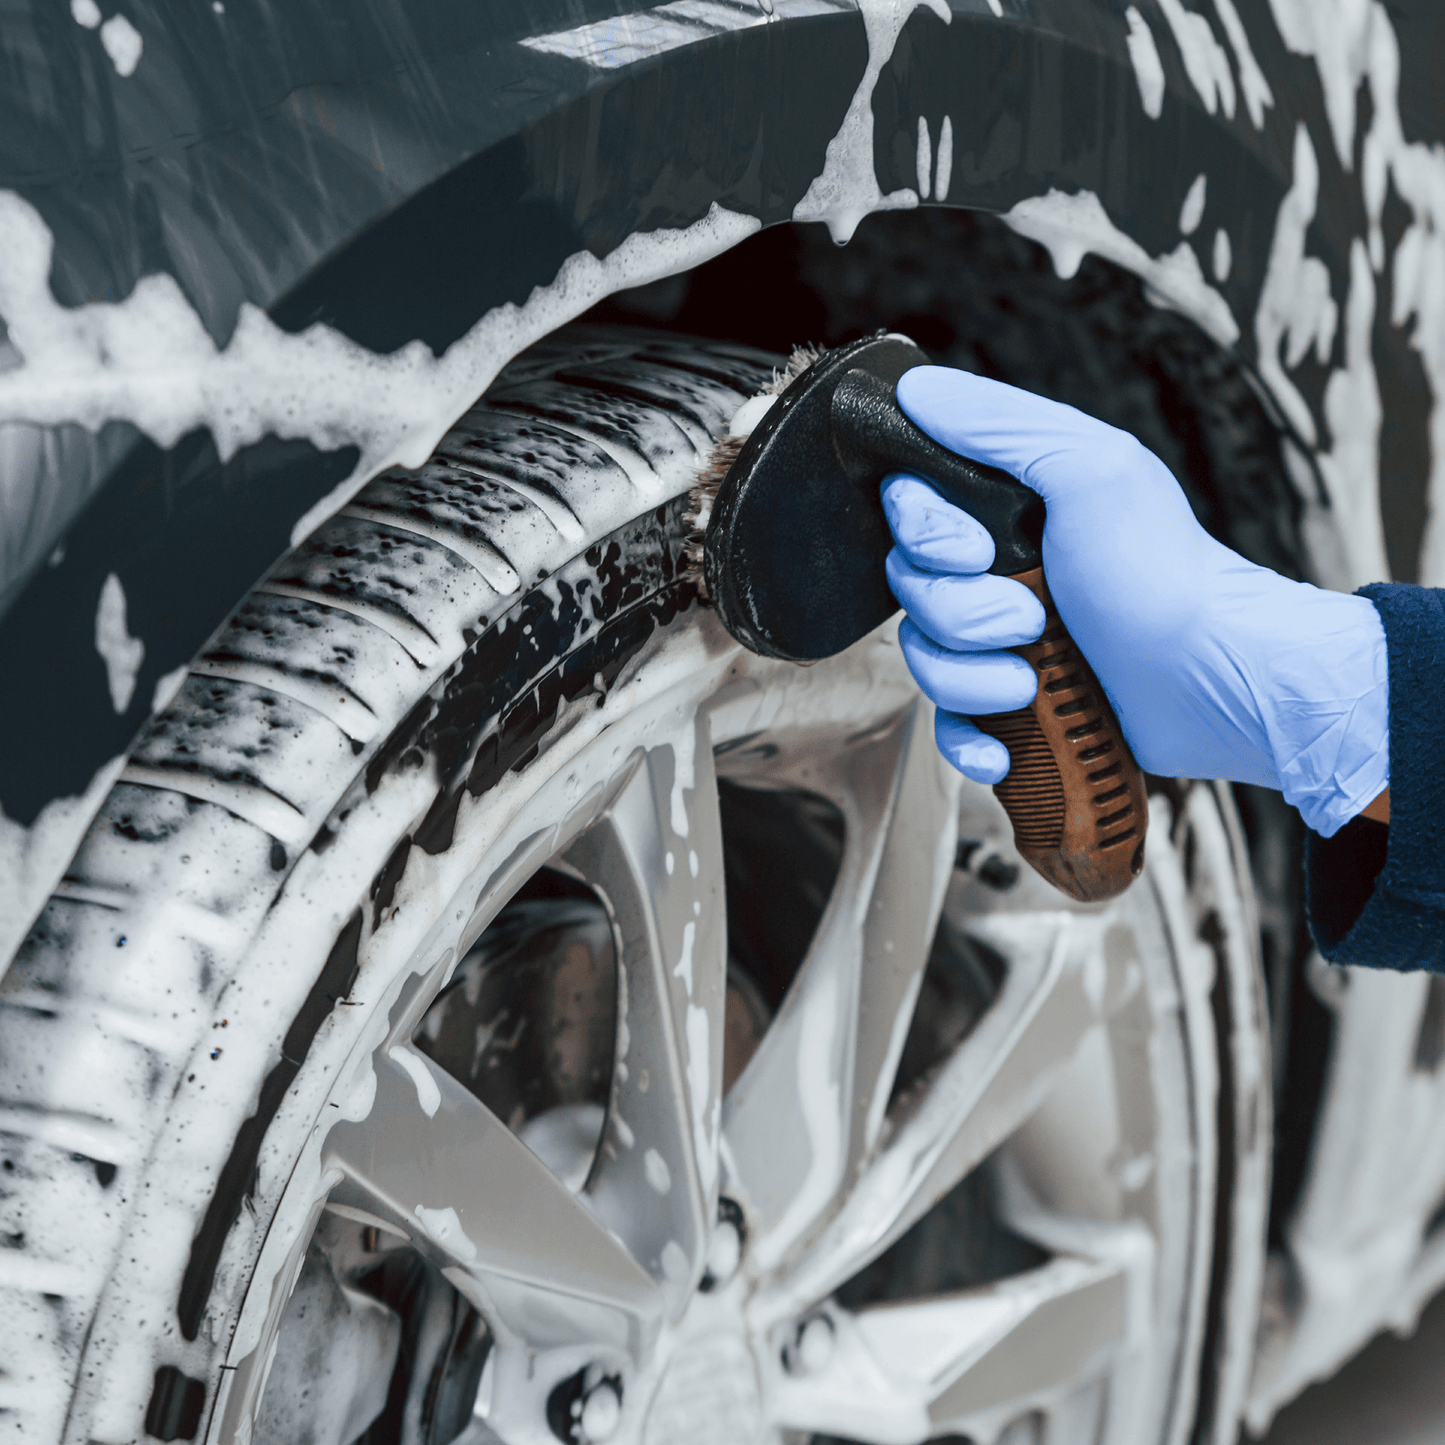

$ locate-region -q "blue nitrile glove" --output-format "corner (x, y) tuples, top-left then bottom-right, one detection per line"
(885, 366), (1389, 839)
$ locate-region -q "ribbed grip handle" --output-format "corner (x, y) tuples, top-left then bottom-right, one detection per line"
(971, 567), (1147, 902)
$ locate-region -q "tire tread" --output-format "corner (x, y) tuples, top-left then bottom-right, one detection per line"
(0, 328), (770, 1445)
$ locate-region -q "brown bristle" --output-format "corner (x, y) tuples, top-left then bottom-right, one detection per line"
(768, 344), (823, 394)
(682, 433), (746, 599)
(683, 343), (824, 600)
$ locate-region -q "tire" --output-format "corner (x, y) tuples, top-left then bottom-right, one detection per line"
(0, 324), (1266, 1445)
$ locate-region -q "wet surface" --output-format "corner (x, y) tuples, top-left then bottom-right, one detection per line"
(1260, 1288), (1445, 1445)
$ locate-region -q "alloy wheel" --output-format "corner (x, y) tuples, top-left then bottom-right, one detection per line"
(236, 608), (1239, 1445)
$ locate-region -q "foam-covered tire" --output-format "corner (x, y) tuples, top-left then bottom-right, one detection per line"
(0, 326), (775, 1445)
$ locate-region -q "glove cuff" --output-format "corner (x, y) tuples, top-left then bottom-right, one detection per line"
(1306, 583), (1445, 969)
(1271, 590), (1389, 838)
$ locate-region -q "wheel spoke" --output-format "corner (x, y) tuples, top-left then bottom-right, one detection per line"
(725, 702), (961, 1272)
(770, 1258), (1129, 1445)
(562, 713), (727, 1315)
(766, 911), (1138, 1317)
(324, 1048), (661, 1354)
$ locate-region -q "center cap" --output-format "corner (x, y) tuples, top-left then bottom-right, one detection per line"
(642, 1331), (762, 1445)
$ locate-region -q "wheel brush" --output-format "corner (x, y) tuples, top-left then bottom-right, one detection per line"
(686, 332), (1147, 903)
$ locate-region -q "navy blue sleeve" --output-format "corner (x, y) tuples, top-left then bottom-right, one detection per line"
(1305, 582), (1445, 971)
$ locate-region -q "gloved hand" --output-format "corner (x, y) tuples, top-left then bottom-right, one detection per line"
(885, 366), (1389, 839)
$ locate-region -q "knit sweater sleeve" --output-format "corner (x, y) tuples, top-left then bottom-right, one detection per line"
(1306, 582), (1445, 971)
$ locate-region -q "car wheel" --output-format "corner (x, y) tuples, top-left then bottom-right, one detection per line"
(0, 325), (1266, 1445)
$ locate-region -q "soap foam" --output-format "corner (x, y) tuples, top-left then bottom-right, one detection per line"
(0, 197), (759, 975)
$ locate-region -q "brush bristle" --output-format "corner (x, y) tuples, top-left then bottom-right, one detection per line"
(682, 433), (746, 596)
(683, 344), (823, 600)
(766, 344), (824, 395)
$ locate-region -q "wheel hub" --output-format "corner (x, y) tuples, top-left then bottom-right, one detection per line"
(642, 1301), (763, 1445)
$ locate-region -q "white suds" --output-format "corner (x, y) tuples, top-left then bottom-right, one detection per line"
(728, 392), (777, 437)
(1370, 32), (1445, 581)
(99, 14), (142, 76)
(688, 849), (699, 878)
(388, 1045), (441, 1118)
(488, 475), (584, 543)
(1158, 0), (1236, 118)
(0, 755), (124, 976)
(1265, 0), (1373, 168)
(792, 0), (951, 242)
(1253, 125), (1337, 446)
(673, 921), (697, 996)
(1242, 2), (1445, 588)
(915, 117), (932, 200)
(1123, 8), (1165, 120)
(1005, 188), (1239, 345)
(644, 1148), (672, 1195)
(1319, 239), (1387, 584)
(150, 663), (188, 715)
(661, 1239), (690, 1285)
(1213, 0), (1275, 128)
(94, 573), (144, 714)
(1118, 1152), (1156, 1191)
(1279, 1), (1445, 585)
(70, 0), (100, 26)
(1179, 173), (1207, 235)
(0, 198), (757, 966)
(1255, 115), (1392, 588)
(668, 726), (695, 838)
(935, 115), (954, 200)
(1213, 227), (1233, 281)
(414, 1205), (476, 1262)
(0, 192), (759, 558)
(685, 1003), (716, 1192)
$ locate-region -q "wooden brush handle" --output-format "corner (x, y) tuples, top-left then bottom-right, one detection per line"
(970, 568), (1147, 902)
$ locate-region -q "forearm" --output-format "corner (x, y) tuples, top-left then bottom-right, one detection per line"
(1360, 788), (1390, 825)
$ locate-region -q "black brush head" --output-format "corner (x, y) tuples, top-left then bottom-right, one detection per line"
(702, 332), (1044, 662)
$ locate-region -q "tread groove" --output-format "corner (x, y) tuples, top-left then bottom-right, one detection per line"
(117, 767), (310, 848)
(254, 584), (438, 662)
(340, 504), (521, 594)
(189, 660), (380, 743)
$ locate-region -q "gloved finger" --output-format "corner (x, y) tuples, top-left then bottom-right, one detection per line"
(899, 618), (1039, 714)
(896, 365), (1185, 513)
(887, 548), (1046, 651)
(935, 710), (1011, 784)
(881, 473), (995, 574)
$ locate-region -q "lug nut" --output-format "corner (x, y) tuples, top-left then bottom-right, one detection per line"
(547, 1367), (623, 1444)
(700, 1197), (747, 1292)
(956, 839), (1020, 892)
(579, 1381), (621, 1441)
(784, 1314), (835, 1375)
(705, 1217), (742, 1284)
